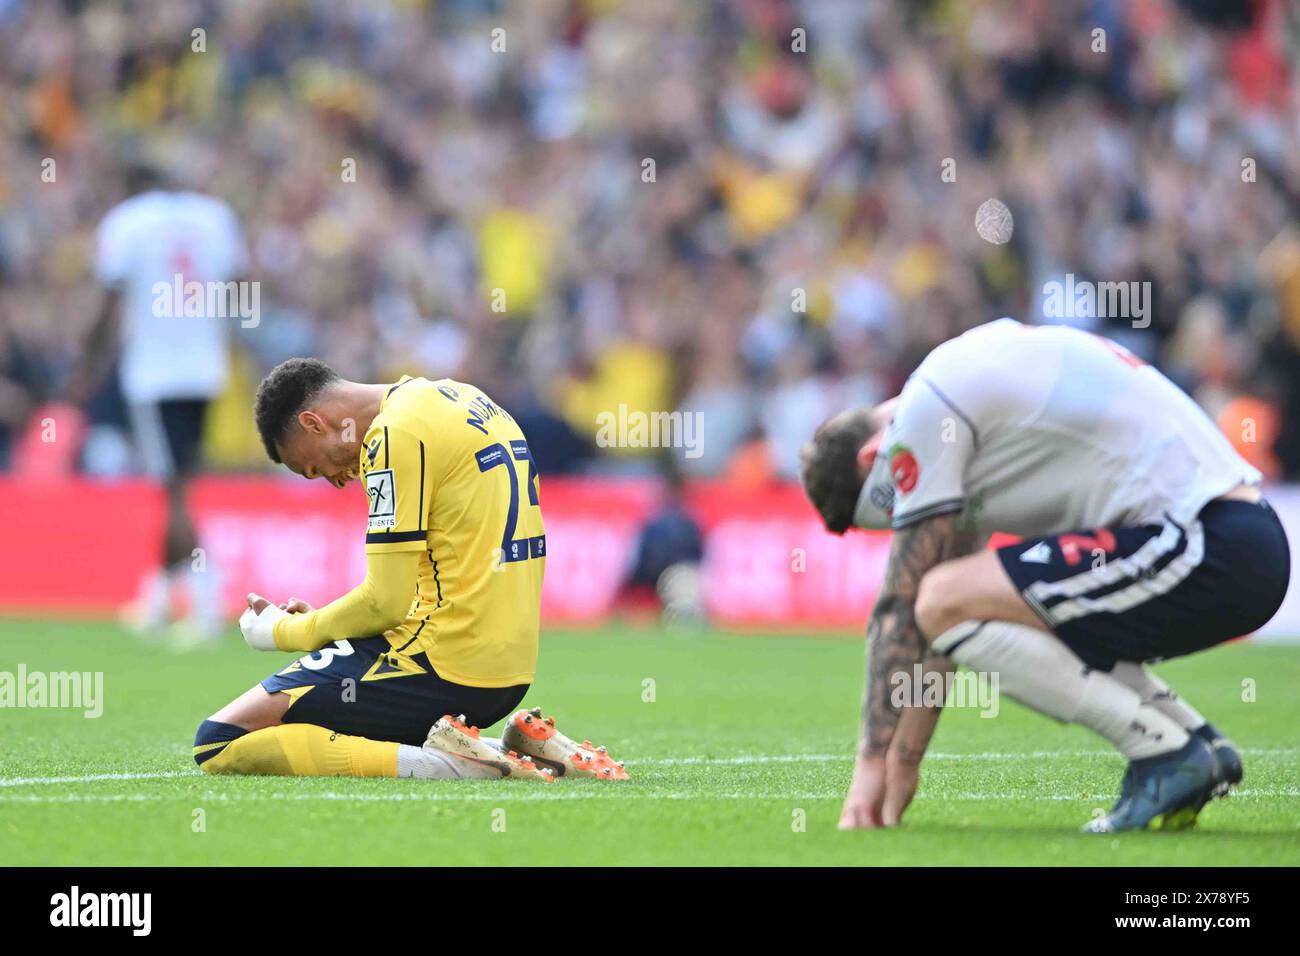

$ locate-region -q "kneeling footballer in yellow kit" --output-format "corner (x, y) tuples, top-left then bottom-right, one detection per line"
(193, 359), (628, 782)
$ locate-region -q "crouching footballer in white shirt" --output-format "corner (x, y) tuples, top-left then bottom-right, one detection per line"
(801, 319), (1290, 832)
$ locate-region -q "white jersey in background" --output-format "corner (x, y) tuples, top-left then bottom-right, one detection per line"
(882, 318), (1260, 537)
(95, 190), (247, 403)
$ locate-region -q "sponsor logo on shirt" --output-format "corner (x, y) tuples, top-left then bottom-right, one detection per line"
(366, 469), (396, 530)
(889, 443), (919, 493)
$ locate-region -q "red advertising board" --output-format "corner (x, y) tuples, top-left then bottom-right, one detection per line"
(5, 476), (1299, 638)
(0, 475), (890, 628)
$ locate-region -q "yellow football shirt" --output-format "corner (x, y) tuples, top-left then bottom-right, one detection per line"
(361, 376), (545, 687)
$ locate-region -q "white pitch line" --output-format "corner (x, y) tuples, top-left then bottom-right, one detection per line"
(0, 787), (1296, 805)
(0, 770), (196, 788)
(647, 751), (1114, 765)
(1, 749), (1295, 788)
(0, 755), (1039, 785)
(639, 747), (1298, 765)
(0, 790), (799, 804)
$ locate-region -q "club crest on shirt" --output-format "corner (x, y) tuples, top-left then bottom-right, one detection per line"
(366, 468), (396, 530)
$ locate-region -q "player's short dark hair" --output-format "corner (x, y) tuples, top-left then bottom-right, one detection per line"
(254, 358), (341, 463)
(799, 407), (880, 535)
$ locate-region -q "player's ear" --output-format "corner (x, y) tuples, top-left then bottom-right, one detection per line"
(296, 409), (326, 435)
(856, 432), (883, 477)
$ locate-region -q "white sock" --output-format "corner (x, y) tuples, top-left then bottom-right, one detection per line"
(933, 621), (1189, 760)
(395, 744), (501, 779)
(1109, 661), (1207, 733)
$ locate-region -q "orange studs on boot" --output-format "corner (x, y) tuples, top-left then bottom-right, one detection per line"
(513, 709), (557, 742)
(500, 709), (631, 780)
(442, 713), (480, 738)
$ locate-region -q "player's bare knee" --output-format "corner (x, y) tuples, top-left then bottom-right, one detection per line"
(210, 685), (290, 731)
(915, 565), (968, 641)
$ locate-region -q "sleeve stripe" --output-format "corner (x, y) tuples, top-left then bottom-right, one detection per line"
(418, 440), (426, 531)
(921, 378), (979, 447)
(366, 530), (427, 544)
(892, 498), (965, 530)
(383, 426), (390, 469)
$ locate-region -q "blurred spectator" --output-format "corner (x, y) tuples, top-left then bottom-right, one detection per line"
(0, 0), (1298, 480)
(620, 455), (705, 622)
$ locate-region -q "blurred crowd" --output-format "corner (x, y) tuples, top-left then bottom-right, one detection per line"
(2, 0), (1300, 480)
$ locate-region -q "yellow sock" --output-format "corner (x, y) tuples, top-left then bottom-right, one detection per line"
(201, 723), (399, 777)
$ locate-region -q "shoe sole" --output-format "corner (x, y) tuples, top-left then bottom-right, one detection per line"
(1086, 790), (1209, 833)
(425, 714), (555, 782)
(1143, 768), (1217, 831)
(502, 708), (630, 780)
(1149, 798), (1207, 830)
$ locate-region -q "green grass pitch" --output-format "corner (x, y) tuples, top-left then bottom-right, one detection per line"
(1, 618), (1297, 866)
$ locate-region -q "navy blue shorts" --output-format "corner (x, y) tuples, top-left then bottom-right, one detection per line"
(261, 636), (529, 746)
(997, 498), (1290, 670)
(128, 398), (209, 479)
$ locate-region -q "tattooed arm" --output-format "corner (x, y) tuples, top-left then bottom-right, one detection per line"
(840, 511), (976, 829)
(862, 511), (976, 755)
(879, 653), (954, 824)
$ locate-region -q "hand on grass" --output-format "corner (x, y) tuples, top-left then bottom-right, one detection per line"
(882, 751), (920, 826)
(839, 754), (887, 830)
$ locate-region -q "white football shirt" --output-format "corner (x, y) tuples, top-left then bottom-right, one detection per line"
(95, 190), (247, 402)
(880, 318), (1260, 537)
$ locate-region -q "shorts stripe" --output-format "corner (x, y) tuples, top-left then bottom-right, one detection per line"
(1025, 517), (1184, 604)
(1038, 520), (1205, 626)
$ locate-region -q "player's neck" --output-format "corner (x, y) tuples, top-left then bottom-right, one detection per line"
(338, 382), (389, 437)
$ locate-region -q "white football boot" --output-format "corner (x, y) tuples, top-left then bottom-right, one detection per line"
(501, 707), (630, 780)
(424, 714), (555, 782)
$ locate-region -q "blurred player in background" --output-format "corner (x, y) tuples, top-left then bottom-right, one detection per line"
(69, 163), (248, 644)
(802, 319), (1289, 833)
(193, 359), (629, 782)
